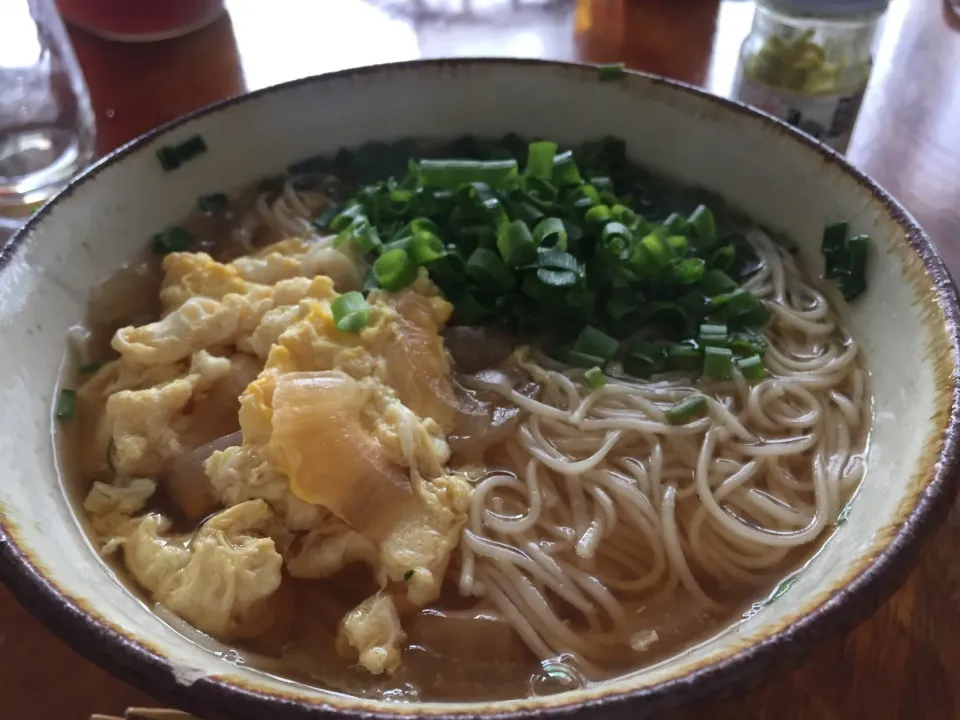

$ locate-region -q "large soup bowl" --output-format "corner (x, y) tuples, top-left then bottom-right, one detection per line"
(0, 59), (958, 720)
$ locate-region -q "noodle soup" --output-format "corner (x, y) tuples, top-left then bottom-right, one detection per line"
(56, 136), (869, 701)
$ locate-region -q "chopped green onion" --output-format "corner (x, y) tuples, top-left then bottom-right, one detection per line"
(152, 226), (194, 255)
(735, 302), (773, 327)
(417, 159), (519, 190)
(336, 218), (382, 253)
(664, 395), (708, 425)
(584, 204), (614, 228)
(664, 213), (690, 236)
(821, 222), (848, 278)
(497, 219), (537, 267)
(331, 292), (370, 333)
(331, 204), (366, 232)
(584, 366), (607, 389)
(731, 329), (768, 356)
(665, 344), (702, 372)
(56, 389), (77, 420)
(525, 141), (558, 179)
(700, 268), (738, 296)
(573, 326), (619, 362)
(840, 234), (869, 300)
(175, 135), (207, 162)
(666, 234), (688, 256)
(403, 569), (414, 581)
(197, 192), (229, 213)
(156, 146), (180, 171)
(409, 227), (447, 264)
(672, 257), (706, 284)
(552, 151), (582, 186)
(467, 248), (516, 291)
(535, 249), (580, 274)
(597, 62), (626, 81)
(640, 231), (673, 267)
(79, 361), (103, 374)
(567, 350), (606, 369)
(611, 204), (640, 229)
(710, 244), (736, 272)
(708, 288), (761, 319)
(533, 217), (568, 251)
(688, 204), (716, 246)
(703, 346), (734, 380)
(737, 354), (766, 380)
(373, 248), (418, 291)
(535, 268), (578, 288)
(699, 323), (728, 347)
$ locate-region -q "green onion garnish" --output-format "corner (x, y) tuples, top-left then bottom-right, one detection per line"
(197, 192), (229, 213)
(664, 395), (708, 425)
(417, 159), (518, 190)
(737, 354), (765, 380)
(840, 234), (869, 301)
(373, 248), (418, 292)
(467, 248), (516, 291)
(821, 222), (848, 279)
(176, 135), (207, 162)
(573, 326), (619, 363)
(403, 569), (414, 581)
(497, 219), (537, 268)
(525, 141), (558, 180)
(533, 217), (569, 251)
(699, 323), (728, 348)
(304, 136), (866, 381)
(331, 292), (370, 333)
(666, 344), (702, 372)
(703, 346), (734, 380)
(552, 151), (582, 186)
(700, 268), (737, 296)
(156, 146), (180, 171)
(689, 204), (716, 246)
(820, 223), (870, 301)
(56, 389), (77, 420)
(152, 226), (194, 255)
(79, 361), (103, 374)
(597, 62), (626, 81)
(584, 366), (607, 389)
(568, 350), (606, 369)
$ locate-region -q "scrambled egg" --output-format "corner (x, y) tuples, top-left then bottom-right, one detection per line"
(79, 236), (471, 673)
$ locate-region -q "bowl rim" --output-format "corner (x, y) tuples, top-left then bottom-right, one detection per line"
(1, 57), (959, 720)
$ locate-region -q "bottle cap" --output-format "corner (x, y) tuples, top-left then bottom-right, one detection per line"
(761, 0), (890, 17)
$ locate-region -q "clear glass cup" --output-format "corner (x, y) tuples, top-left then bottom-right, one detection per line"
(0, 0), (95, 231)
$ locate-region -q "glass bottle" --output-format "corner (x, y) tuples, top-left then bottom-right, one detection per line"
(733, 0), (889, 153)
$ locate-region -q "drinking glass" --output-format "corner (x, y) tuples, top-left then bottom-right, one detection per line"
(57, 0), (226, 43)
(0, 0), (95, 231)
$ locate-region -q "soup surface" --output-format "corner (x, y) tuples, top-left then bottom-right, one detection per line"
(56, 136), (870, 701)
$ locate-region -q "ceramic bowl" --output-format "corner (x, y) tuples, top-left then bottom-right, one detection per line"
(1, 59), (958, 720)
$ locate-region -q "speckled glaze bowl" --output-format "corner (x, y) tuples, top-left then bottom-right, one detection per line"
(1, 59), (958, 720)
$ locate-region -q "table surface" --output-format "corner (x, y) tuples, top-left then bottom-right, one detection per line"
(3, 0), (960, 717)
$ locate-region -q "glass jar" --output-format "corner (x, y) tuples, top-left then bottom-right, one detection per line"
(733, 0), (889, 152)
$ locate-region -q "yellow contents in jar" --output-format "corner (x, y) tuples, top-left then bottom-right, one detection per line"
(745, 29), (866, 94)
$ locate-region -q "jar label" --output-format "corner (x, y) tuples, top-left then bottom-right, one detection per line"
(733, 73), (866, 153)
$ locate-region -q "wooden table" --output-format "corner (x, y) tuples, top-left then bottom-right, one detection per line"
(3, 0), (959, 717)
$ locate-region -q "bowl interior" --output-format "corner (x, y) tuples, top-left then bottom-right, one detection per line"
(0, 60), (955, 718)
